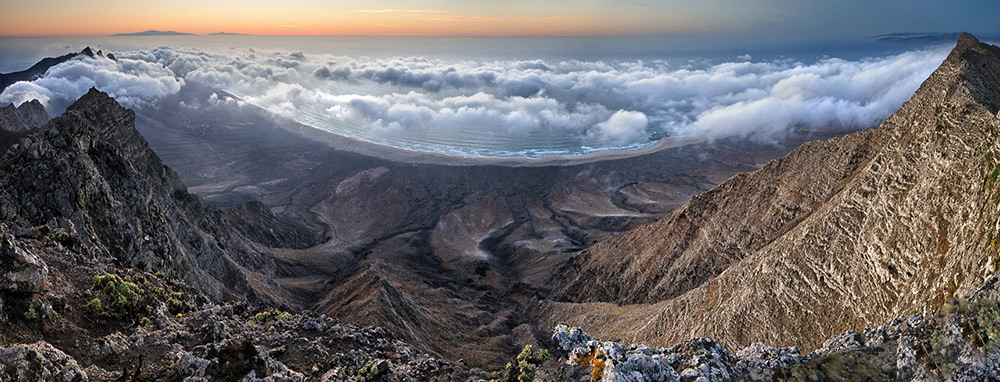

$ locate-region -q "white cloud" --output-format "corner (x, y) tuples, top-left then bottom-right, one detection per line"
(589, 110), (648, 144)
(0, 42), (950, 156)
(0, 54), (183, 114)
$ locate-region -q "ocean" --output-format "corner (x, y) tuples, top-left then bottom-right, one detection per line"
(0, 35), (960, 159)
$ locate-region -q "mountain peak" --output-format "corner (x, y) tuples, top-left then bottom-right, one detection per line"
(68, 87), (114, 110)
(944, 32), (997, 62)
(0, 98), (48, 134)
(0, 90), (319, 306)
(62, 88), (135, 140)
(943, 32), (995, 63)
(958, 31), (980, 44)
(935, 32), (1000, 113)
(550, 32), (1000, 352)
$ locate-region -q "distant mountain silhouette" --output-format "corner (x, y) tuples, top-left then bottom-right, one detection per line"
(874, 31), (1000, 43)
(0, 47), (106, 92)
(112, 30), (193, 36)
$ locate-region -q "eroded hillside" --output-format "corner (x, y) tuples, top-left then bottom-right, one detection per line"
(547, 33), (1000, 353)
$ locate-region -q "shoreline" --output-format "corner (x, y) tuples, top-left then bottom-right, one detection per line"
(253, 105), (712, 167)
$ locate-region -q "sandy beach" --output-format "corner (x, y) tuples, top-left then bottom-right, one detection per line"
(262, 107), (711, 167)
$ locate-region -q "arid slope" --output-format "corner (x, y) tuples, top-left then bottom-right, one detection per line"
(548, 33), (1000, 351)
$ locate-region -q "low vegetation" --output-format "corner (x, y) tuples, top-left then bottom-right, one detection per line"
(36, 225), (70, 246)
(914, 298), (1000, 379)
(85, 272), (190, 324)
(355, 360), (389, 382)
(251, 308), (293, 324)
(774, 354), (890, 382)
(499, 345), (550, 382)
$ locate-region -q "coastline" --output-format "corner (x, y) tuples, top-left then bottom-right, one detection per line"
(249, 103), (711, 167)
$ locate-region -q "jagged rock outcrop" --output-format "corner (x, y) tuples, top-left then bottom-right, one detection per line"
(0, 341), (88, 382)
(0, 88), (319, 307)
(0, 306), (485, 381)
(0, 224), (47, 294)
(549, 33), (1000, 355)
(0, 89), (477, 380)
(0, 99), (48, 133)
(546, 299), (1000, 382)
(0, 99), (48, 155)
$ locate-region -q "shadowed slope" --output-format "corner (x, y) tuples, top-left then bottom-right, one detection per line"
(0, 88), (319, 307)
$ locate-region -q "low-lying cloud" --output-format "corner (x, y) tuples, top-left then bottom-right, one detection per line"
(0, 42), (950, 156)
(1, 54), (183, 115)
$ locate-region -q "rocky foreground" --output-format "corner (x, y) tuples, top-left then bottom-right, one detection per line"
(0, 89), (486, 380)
(4, 34), (1000, 381)
(543, 299), (1000, 381)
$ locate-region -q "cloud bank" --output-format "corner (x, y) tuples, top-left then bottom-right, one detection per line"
(1, 54), (182, 115)
(0, 43), (950, 157)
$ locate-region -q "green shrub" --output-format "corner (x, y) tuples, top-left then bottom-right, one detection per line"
(35, 225), (70, 246)
(501, 345), (550, 382)
(86, 298), (102, 314)
(251, 309), (293, 324)
(252, 310), (271, 323)
(50, 227), (69, 243)
(777, 354), (886, 382)
(355, 360), (386, 382)
(166, 298), (183, 313)
(89, 273), (189, 321)
(92, 274), (143, 318)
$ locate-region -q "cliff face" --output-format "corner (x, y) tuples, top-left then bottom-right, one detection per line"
(0, 88), (478, 381)
(0, 88), (318, 307)
(549, 33), (1000, 351)
(0, 99), (48, 154)
(0, 99), (48, 133)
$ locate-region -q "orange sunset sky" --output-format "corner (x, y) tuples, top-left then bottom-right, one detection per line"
(2, 0), (998, 37)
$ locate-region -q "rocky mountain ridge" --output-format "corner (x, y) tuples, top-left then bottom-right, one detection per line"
(0, 88), (477, 380)
(3, 33), (1000, 381)
(542, 299), (1000, 382)
(0, 47), (113, 92)
(0, 99), (47, 133)
(0, 99), (48, 154)
(0, 88), (322, 307)
(548, 32), (1000, 356)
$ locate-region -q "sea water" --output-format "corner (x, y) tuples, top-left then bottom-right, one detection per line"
(0, 35), (960, 159)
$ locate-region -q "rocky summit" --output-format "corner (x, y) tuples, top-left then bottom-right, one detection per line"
(545, 33), (1000, 376)
(0, 88), (474, 381)
(2, 34), (1000, 381)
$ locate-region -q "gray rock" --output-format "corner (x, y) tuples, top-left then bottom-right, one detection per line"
(815, 330), (863, 356)
(0, 226), (48, 295)
(0, 341), (88, 382)
(90, 332), (129, 360)
(0, 99), (48, 133)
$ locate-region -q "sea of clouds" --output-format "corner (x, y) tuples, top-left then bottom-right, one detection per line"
(0, 43), (951, 156)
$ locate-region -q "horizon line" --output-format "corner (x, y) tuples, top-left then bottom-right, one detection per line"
(3, 30), (998, 40)
(1, 31), (712, 38)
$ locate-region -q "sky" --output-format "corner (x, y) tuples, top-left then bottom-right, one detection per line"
(2, 0), (998, 37)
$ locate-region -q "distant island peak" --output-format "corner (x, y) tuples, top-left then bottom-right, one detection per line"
(112, 30), (193, 36)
